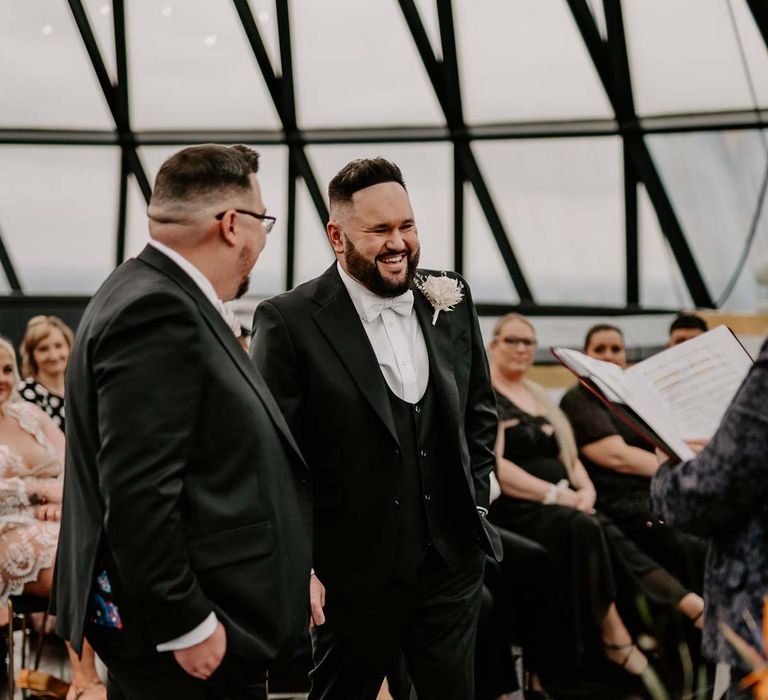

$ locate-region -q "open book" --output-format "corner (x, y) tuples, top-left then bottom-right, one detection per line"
(551, 325), (753, 461)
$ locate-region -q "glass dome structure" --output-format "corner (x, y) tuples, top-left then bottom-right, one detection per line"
(1, 0), (767, 319)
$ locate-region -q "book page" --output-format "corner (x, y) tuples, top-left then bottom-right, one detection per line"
(551, 348), (631, 402)
(626, 325), (753, 443)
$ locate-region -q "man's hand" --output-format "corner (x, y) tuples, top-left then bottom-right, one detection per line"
(173, 621), (226, 680)
(310, 573), (326, 627)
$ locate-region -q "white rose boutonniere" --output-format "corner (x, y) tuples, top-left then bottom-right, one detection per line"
(415, 273), (465, 326)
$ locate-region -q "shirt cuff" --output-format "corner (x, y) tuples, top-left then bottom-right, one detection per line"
(156, 612), (218, 652)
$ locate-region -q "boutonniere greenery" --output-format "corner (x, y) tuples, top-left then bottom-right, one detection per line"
(415, 273), (464, 326)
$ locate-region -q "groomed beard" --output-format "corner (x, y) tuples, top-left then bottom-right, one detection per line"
(235, 247), (251, 299)
(343, 236), (420, 298)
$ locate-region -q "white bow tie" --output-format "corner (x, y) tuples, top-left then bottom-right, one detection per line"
(363, 290), (414, 323)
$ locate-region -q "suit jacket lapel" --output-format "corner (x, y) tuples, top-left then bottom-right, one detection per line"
(413, 280), (461, 429)
(137, 246), (305, 465)
(312, 266), (399, 446)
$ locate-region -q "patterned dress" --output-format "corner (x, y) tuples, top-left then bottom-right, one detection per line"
(0, 401), (61, 601)
(18, 378), (65, 432)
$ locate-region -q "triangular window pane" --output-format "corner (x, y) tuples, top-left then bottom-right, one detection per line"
(125, 172), (150, 261)
(455, 0), (613, 124)
(127, 0), (281, 130)
(638, 185), (692, 310)
(83, 0), (117, 83)
(292, 0), (444, 128)
(464, 183), (519, 304)
(306, 143), (453, 273)
(0, 0), (114, 128)
(647, 131), (767, 310)
(625, 0), (768, 115)
(0, 146), (119, 293)
(294, 179), (333, 286)
(472, 138), (623, 305)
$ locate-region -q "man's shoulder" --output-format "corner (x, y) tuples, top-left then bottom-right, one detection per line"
(85, 258), (198, 332)
(259, 271), (331, 315)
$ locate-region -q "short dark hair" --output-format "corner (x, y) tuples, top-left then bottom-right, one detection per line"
(151, 144), (260, 204)
(584, 323), (623, 351)
(328, 158), (406, 205)
(669, 313), (708, 335)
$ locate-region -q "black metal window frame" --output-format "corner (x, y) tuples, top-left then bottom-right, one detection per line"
(1, 0), (767, 316)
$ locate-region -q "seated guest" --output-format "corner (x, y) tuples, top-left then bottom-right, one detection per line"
(487, 313), (665, 681)
(560, 323), (707, 624)
(651, 335), (768, 699)
(0, 337), (104, 700)
(478, 523), (558, 700)
(668, 312), (708, 347)
(18, 315), (73, 431)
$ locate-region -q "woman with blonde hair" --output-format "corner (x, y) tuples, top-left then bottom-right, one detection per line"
(487, 314), (695, 686)
(18, 316), (74, 431)
(0, 336), (104, 699)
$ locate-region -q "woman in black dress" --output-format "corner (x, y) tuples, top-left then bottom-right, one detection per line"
(559, 324), (706, 624)
(487, 314), (700, 683)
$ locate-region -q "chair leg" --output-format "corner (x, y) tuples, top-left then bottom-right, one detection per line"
(20, 613), (27, 673)
(33, 612), (47, 670)
(7, 599), (14, 700)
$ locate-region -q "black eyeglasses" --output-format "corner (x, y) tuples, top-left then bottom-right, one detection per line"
(498, 336), (536, 348)
(215, 209), (276, 233)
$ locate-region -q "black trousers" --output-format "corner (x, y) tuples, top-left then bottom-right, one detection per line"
(87, 627), (267, 700)
(309, 546), (485, 700)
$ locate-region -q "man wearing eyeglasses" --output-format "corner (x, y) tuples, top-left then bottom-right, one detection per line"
(53, 144), (311, 700)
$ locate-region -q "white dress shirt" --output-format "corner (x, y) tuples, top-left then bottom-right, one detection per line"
(147, 239), (220, 652)
(337, 262), (429, 404)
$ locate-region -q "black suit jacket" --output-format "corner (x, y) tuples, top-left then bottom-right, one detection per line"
(250, 264), (501, 600)
(52, 245), (311, 663)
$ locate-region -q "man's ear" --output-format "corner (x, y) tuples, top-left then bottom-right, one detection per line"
(327, 220), (345, 254)
(218, 209), (238, 247)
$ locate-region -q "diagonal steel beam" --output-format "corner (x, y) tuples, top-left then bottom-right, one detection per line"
(567, 0), (713, 307)
(0, 222), (22, 292)
(398, 0), (534, 302)
(66, 0), (151, 202)
(232, 0), (328, 226)
(746, 0), (768, 50)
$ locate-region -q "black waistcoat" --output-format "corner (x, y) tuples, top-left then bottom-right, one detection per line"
(387, 379), (473, 581)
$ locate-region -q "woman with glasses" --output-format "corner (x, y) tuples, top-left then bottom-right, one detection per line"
(486, 314), (700, 689)
(18, 315), (74, 432)
(559, 324), (706, 628)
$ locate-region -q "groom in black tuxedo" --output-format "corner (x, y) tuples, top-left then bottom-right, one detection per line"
(251, 158), (502, 699)
(53, 144), (311, 699)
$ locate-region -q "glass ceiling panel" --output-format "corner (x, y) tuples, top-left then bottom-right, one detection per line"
(625, 0), (768, 115)
(464, 184), (519, 304)
(306, 143), (453, 273)
(455, 0), (613, 124)
(291, 0), (444, 128)
(638, 185), (692, 310)
(294, 180), (334, 286)
(472, 138), (623, 305)
(0, 0), (113, 129)
(0, 146), (118, 294)
(135, 144), (288, 298)
(647, 130), (768, 312)
(83, 0), (117, 84)
(127, 0), (281, 130)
